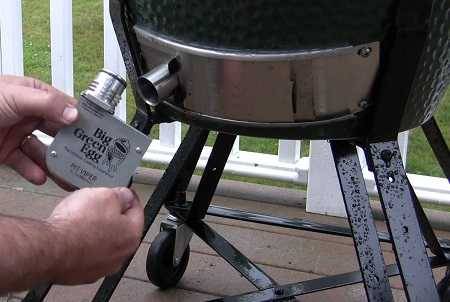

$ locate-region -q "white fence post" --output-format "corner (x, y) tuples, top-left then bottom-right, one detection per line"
(231, 136), (240, 156)
(104, 0), (127, 121)
(278, 140), (301, 164)
(159, 122), (181, 148)
(306, 140), (347, 217)
(398, 131), (409, 167)
(50, 0), (73, 96)
(307, 132), (411, 217)
(0, 0), (24, 76)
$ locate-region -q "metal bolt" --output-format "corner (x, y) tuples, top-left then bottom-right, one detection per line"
(359, 98), (369, 109)
(167, 214), (178, 222)
(358, 46), (372, 58)
(136, 147), (142, 154)
(50, 150), (57, 158)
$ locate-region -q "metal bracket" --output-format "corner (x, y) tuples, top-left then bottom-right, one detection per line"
(161, 215), (193, 266)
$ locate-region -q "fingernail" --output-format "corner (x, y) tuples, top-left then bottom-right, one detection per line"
(117, 188), (134, 208)
(62, 106), (78, 124)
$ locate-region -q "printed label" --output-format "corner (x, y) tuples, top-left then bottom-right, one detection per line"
(47, 97), (151, 188)
(69, 127), (130, 177)
(69, 162), (98, 184)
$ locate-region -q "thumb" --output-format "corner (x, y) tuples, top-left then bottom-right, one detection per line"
(114, 188), (140, 213)
(117, 188), (144, 232)
(2, 82), (78, 125)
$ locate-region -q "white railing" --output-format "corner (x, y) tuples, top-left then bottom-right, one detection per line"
(1, 1), (449, 216)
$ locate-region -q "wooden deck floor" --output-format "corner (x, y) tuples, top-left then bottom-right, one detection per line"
(0, 166), (448, 302)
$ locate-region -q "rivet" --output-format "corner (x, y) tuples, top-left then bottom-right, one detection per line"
(136, 147), (142, 154)
(358, 46), (372, 58)
(50, 150), (57, 158)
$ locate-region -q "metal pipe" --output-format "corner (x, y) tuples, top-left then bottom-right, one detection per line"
(138, 60), (179, 106)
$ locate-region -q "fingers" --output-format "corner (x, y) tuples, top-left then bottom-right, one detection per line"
(19, 134), (76, 191)
(0, 75), (76, 106)
(0, 80), (78, 126)
(19, 134), (46, 168)
(0, 75), (53, 90)
(0, 118), (40, 163)
(4, 149), (47, 185)
(38, 120), (65, 137)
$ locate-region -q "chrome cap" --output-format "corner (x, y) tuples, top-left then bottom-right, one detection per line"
(81, 69), (126, 114)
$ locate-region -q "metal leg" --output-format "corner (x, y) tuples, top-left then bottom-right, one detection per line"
(151, 133), (236, 274)
(90, 126), (209, 302)
(407, 180), (447, 259)
(367, 141), (440, 302)
(437, 267), (450, 300)
(330, 141), (393, 301)
(22, 284), (52, 302)
(186, 133), (236, 222)
(167, 133), (277, 290)
(422, 117), (450, 181)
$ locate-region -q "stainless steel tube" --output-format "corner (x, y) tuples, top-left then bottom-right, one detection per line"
(138, 60), (179, 106)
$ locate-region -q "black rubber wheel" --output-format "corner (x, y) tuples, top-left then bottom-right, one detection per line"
(146, 229), (190, 289)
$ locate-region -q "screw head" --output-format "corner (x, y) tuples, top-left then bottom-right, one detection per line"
(358, 46), (372, 58)
(359, 98), (369, 109)
(50, 150), (57, 158)
(136, 147), (142, 154)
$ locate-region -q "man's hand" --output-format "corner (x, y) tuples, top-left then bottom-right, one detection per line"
(0, 187), (144, 294)
(0, 76), (146, 293)
(0, 75), (78, 186)
(47, 187), (144, 284)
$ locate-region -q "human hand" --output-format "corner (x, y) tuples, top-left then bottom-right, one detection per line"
(0, 75), (78, 186)
(46, 187), (144, 284)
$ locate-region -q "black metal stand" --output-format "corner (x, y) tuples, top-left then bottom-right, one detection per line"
(367, 141), (440, 301)
(330, 141), (393, 301)
(91, 126), (209, 302)
(422, 117), (450, 300)
(22, 121), (450, 302)
(422, 117), (450, 181)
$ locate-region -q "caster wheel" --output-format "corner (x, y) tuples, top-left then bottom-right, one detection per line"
(146, 229), (190, 289)
(438, 271), (450, 301)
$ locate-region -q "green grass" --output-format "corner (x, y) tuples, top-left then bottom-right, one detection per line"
(22, 0), (449, 189)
